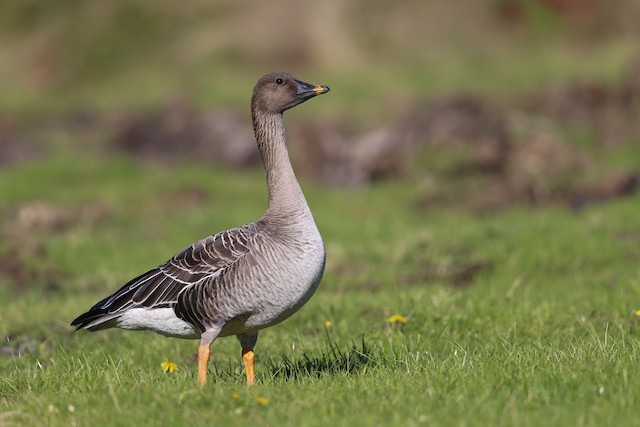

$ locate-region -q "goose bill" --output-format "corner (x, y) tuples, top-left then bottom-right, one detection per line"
(295, 79), (330, 100)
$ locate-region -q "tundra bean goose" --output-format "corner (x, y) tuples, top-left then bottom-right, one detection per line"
(71, 72), (330, 385)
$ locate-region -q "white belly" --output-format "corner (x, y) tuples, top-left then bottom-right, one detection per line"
(117, 308), (199, 339)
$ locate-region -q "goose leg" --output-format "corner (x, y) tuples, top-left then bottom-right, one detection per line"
(242, 349), (255, 385)
(197, 344), (211, 385)
(238, 333), (258, 385)
(198, 326), (222, 385)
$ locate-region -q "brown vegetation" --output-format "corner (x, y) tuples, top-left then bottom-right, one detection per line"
(2, 62), (639, 215)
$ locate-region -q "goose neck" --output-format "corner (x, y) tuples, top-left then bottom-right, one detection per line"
(253, 111), (310, 220)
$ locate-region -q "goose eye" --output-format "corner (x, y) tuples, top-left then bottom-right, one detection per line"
(275, 78), (284, 85)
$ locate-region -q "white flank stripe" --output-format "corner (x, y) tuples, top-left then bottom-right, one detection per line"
(117, 308), (199, 338)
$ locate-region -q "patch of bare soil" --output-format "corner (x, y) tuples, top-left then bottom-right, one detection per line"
(99, 60), (640, 214)
(290, 95), (509, 186)
(405, 95), (511, 174)
(1, 333), (42, 358)
(1, 328), (63, 358)
(6, 61), (634, 214)
(104, 83), (638, 212)
(295, 89), (626, 213)
(422, 258), (492, 288)
(0, 200), (110, 293)
(169, 185), (211, 207)
(562, 172), (639, 209)
(3, 200), (110, 237)
(522, 60), (640, 148)
(396, 241), (492, 289)
(0, 118), (43, 167)
(0, 242), (64, 294)
(410, 63), (640, 212)
(289, 119), (388, 186)
(469, 132), (592, 212)
(111, 99), (260, 167)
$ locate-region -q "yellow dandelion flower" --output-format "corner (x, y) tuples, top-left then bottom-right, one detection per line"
(325, 320), (332, 328)
(161, 360), (178, 373)
(635, 310), (640, 317)
(256, 396), (268, 406)
(387, 314), (408, 324)
(232, 392), (240, 400)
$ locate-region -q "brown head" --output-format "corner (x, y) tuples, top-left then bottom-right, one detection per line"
(251, 72), (330, 115)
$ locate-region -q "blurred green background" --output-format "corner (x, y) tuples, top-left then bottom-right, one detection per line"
(1, 1), (640, 426)
(2, 0), (639, 208)
(1, 0), (640, 113)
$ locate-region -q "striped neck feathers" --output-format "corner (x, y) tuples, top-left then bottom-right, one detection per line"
(252, 111), (311, 222)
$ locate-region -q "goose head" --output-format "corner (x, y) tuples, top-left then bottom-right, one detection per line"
(251, 72), (330, 115)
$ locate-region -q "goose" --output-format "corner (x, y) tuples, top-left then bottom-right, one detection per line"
(71, 72), (330, 385)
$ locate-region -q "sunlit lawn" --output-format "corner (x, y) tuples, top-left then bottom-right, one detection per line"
(0, 149), (639, 426)
(2, 7), (640, 421)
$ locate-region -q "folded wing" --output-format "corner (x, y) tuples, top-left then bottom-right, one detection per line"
(71, 227), (254, 331)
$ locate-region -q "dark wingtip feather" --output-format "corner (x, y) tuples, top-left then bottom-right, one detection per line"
(71, 309), (110, 330)
(70, 268), (161, 331)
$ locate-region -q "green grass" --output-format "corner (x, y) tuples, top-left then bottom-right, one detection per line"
(1, 153), (639, 426)
(1, 2), (639, 424)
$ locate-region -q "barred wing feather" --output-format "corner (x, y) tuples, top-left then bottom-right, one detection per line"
(71, 227), (254, 330)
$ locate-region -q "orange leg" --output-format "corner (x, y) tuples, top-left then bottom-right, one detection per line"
(242, 348), (255, 385)
(198, 344), (211, 385)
